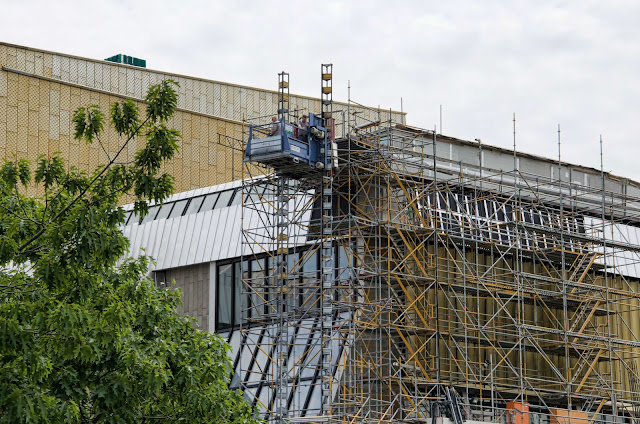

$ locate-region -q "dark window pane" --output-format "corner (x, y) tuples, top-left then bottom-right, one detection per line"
(185, 196), (205, 215)
(229, 189), (242, 206)
(200, 193), (219, 211)
(301, 250), (319, 311)
(523, 210), (533, 224)
(216, 190), (233, 209)
(250, 259), (266, 320)
(155, 203), (174, 220)
(234, 262), (243, 326)
(168, 199), (189, 218)
(486, 201), (496, 219)
(496, 205), (505, 222)
(477, 200), (487, 218)
(141, 205), (160, 224)
(238, 261), (249, 325)
(217, 264), (233, 330)
(338, 246), (352, 281)
(447, 193), (458, 213)
(504, 205), (513, 221)
(532, 211), (542, 225)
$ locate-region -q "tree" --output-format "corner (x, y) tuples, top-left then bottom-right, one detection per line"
(0, 81), (256, 424)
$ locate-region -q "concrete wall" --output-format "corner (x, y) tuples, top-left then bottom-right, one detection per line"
(161, 262), (211, 332)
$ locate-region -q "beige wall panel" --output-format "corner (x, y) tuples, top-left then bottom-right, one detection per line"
(0, 45), (7, 67)
(191, 115), (201, 140)
(34, 52), (44, 75)
(18, 75), (28, 103)
(5, 46), (17, 68)
(52, 55), (61, 78)
(220, 85), (228, 116)
(0, 96), (6, 124)
(48, 114), (59, 141)
(59, 84), (70, 112)
(6, 131), (17, 155)
(125, 68), (134, 97)
(133, 69), (142, 99)
(69, 58), (78, 84)
(28, 81), (39, 111)
(213, 84), (221, 116)
(24, 49), (35, 74)
(78, 60), (88, 86)
(17, 123), (27, 153)
(60, 56), (70, 81)
(16, 48), (26, 69)
(86, 61), (94, 87)
(0, 122), (5, 149)
(0, 70), (7, 97)
(28, 110), (38, 137)
(7, 74), (18, 107)
(117, 67), (127, 95)
(48, 88), (59, 115)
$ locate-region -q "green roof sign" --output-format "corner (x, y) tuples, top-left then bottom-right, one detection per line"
(105, 54), (146, 68)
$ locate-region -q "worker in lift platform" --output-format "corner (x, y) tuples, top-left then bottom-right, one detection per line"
(297, 114), (309, 140)
(270, 116), (282, 136)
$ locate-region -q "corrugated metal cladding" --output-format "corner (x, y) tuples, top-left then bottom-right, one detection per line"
(120, 180), (312, 271)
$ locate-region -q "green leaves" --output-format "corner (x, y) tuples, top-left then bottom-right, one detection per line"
(145, 79), (179, 123)
(72, 105), (104, 144)
(0, 159), (31, 191)
(110, 99), (140, 137)
(0, 81), (256, 423)
(35, 156), (65, 190)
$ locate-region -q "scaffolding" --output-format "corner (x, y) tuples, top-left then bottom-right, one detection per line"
(239, 89), (640, 424)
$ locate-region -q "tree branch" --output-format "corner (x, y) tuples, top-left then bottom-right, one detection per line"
(18, 117), (150, 253)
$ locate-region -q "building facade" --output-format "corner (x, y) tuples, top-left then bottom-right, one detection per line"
(0, 42), (405, 198)
(7, 41), (640, 424)
(122, 122), (640, 424)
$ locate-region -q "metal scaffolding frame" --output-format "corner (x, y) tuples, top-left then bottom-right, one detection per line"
(238, 95), (640, 424)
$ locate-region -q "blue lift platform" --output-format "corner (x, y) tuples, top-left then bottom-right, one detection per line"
(243, 112), (337, 176)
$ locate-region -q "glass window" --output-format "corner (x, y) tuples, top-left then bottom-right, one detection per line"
(244, 188), (262, 204)
(477, 200), (487, 218)
(447, 193), (458, 213)
(301, 250), (319, 311)
(504, 204), (513, 222)
(234, 262), (243, 326)
(216, 190), (233, 209)
(168, 199), (189, 218)
(250, 259), (266, 321)
(200, 193), (219, 212)
(238, 261), (249, 325)
(486, 201), (496, 220)
(496, 205), (505, 222)
(217, 264), (233, 330)
(130, 210), (142, 225)
(141, 205), (159, 224)
(185, 196), (205, 215)
(229, 189), (242, 206)
(155, 203), (174, 220)
(338, 246), (353, 281)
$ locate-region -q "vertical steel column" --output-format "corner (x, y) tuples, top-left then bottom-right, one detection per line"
(278, 72), (290, 122)
(275, 177), (291, 424)
(320, 64), (335, 419)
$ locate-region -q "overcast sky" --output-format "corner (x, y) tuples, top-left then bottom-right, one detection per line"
(3, 1), (639, 180)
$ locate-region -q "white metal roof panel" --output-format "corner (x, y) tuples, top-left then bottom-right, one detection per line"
(120, 179), (312, 270)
